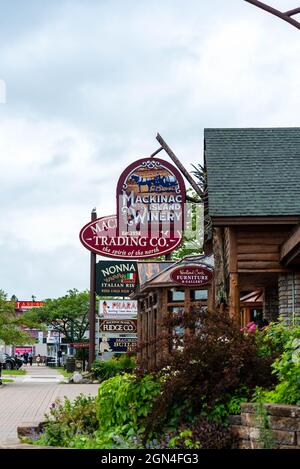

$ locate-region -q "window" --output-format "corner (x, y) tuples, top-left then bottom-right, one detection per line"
(169, 326), (185, 352)
(191, 289), (208, 301)
(168, 288), (185, 302)
(168, 306), (184, 314)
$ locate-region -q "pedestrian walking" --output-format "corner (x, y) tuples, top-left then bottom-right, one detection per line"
(28, 351), (33, 366)
(36, 354), (41, 366)
(23, 352), (29, 366)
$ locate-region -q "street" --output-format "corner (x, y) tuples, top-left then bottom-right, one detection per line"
(0, 365), (99, 447)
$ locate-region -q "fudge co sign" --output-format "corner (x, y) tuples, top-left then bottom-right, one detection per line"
(80, 158), (186, 259)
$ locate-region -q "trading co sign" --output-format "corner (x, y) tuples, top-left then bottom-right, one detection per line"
(170, 265), (213, 286)
(80, 214), (183, 259)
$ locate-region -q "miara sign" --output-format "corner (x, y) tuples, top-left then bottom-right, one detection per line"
(79, 157), (186, 259)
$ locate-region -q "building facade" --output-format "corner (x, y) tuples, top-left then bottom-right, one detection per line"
(204, 127), (300, 325)
(132, 256), (214, 370)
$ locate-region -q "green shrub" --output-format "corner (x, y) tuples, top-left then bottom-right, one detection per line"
(143, 309), (274, 437)
(34, 394), (98, 447)
(30, 372), (160, 449)
(96, 373), (160, 440)
(256, 354), (300, 405)
(255, 319), (298, 358)
(253, 326), (300, 405)
(91, 355), (136, 382)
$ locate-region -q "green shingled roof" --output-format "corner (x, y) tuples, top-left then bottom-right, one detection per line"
(204, 128), (300, 217)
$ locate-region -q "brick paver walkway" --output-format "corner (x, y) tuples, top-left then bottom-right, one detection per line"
(0, 365), (99, 446)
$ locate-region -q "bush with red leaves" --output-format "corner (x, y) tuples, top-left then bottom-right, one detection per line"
(142, 308), (276, 437)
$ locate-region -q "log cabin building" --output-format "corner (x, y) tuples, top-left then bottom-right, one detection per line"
(204, 127), (300, 325)
(134, 127), (299, 370)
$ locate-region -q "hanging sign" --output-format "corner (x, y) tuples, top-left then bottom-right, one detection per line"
(99, 319), (137, 333)
(79, 214), (182, 259)
(96, 260), (137, 297)
(16, 301), (44, 309)
(170, 265), (213, 286)
(15, 347), (33, 354)
(99, 336), (137, 353)
(99, 299), (137, 318)
(117, 157), (186, 238)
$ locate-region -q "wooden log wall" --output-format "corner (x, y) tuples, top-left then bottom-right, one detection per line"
(237, 226), (292, 272)
(224, 226), (294, 273)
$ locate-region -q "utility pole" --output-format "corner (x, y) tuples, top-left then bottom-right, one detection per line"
(88, 208), (97, 370)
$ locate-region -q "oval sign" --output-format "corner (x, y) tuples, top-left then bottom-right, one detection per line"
(80, 214), (182, 259)
(170, 265), (213, 286)
(116, 157), (186, 239)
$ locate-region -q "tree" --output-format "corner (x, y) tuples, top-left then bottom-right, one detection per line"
(0, 290), (38, 345)
(171, 189), (204, 260)
(24, 289), (90, 343)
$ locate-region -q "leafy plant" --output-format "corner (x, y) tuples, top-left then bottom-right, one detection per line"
(91, 355), (136, 382)
(34, 394), (98, 447)
(253, 324), (300, 405)
(255, 319), (297, 358)
(96, 373), (160, 441)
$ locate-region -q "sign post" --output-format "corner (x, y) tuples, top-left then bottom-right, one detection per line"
(88, 208), (97, 370)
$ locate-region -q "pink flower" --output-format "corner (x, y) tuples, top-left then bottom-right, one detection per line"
(246, 322), (257, 333)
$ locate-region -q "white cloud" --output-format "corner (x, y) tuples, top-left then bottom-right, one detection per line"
(0, 0), (299, 299)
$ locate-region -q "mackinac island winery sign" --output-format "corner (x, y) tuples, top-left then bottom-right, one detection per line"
(116, 157), (186, 258)
(79, 157), (186, 259)
(96, 260), (137, 297)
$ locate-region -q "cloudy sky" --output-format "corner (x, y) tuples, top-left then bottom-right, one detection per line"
(0, 0), (299, 300)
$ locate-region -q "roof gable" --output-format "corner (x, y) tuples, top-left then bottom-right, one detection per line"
(204, 128), (300, 217)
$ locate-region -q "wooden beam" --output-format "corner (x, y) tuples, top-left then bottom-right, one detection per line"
(238, 253), (279, 261)
(228, 227), (238, 273)
(156, 133), (203, 198)
(238, 245), (280, 254)
(280, 224), (300, 263)
(228, 228), (240, 323)
(239, 268), (292, 273)
(229, 273), (240, 324)
(238, 261), (281, 270)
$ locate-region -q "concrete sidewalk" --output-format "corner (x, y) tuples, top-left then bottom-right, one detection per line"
(0, 365), (99, 446)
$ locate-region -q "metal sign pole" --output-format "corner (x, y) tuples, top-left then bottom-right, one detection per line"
(88, 208), (97, 370)
(244, 1), (300, 30)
